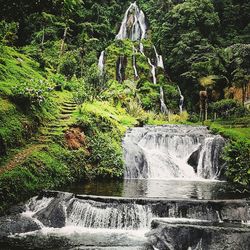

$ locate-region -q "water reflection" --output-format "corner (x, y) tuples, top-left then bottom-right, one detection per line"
(61, 179), (250, 200)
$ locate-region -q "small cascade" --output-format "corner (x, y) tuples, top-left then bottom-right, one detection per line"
(132, 46), (139, 78)
(197, 136), (225, 179)
(123, 125), (225, 180)
(116, 2), (147, 41)
(177, 86), (184, 113)
(153, 46), (164, 69)
(67, 199), (153, 230)
(147, 58), (156, 85)
(98, 50), (105, 75)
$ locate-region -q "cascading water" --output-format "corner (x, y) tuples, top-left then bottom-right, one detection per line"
(132, 46), (139, 78)
(98, 50), (105, 75)
(153, 45), (164, 69)
(116, 2), (147, 41)
(67, 199), (152, 230)
(140, 42), (145, 55)
(177, 85), (184, 113)
(151, 46), (169, 115)
(147, 58), (156, 85)
(123, 125), (225, 180)
(160, 87), (168, 114)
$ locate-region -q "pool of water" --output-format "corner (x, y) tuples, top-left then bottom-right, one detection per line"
(60, 179), (250, 200)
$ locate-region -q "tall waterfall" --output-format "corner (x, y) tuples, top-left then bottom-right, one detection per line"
(116, 2), (147, 41)
(98, 51), (105, 75)
(123, 125), (225, 180)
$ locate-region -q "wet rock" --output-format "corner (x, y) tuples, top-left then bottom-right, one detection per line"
(0, 215), (40, 238)
(187, 147), (201, 173)
(34, 191), (74, 228)
(146, 219), (250, 250)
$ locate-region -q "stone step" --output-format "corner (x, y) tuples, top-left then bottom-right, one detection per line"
(62, 103), (77, 108)
(64, 101), (77, 105)
(147, 218), (250, 250)
(58, 115), (71, 120)
(61, 110), (74, 115)
(61, 107), (76, 111)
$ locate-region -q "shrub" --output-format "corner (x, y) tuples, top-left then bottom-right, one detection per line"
(210, 99), (249, 119)
(88, 133), (124, 178)
(188, 113), (199, 123)
(223, 140), (250, 186)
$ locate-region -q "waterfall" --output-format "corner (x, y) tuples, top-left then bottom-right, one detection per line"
(98, 51), (105, 75)
(197, 136), (225, 179)
(116, 2), (147, 41)
(160, 87), (168, 114)
(177, 86), (184, 113)
(67, 199), (152, 230)
(123, 125), (225, 180)
(132, 46), (139, 78)
(153, 46), (164, 69)
(139, 42), (145, 56)
(117, 56), (123, 82)
(147, 58), (156, 85)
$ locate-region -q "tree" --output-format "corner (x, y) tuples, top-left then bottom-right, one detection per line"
(198, 75), (217, 121)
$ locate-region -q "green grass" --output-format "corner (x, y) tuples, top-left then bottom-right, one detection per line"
(206, 120), (250, 142)
(79, 101), (137, 133)
(0, 45), (44, 96)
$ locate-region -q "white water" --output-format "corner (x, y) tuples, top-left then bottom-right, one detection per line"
(98, 50), (105, 75)
(153, 46), (164, 69)
(116, 2), (147, 41)
(67, 199), (153, 230)
(139, 42), (145, 56)
(147, 58), (156, 85)
(123, 125), (225, 180)
(132, 46), (139, 78)
(160, 87), (168, 114)
(177, 85), (184, 113)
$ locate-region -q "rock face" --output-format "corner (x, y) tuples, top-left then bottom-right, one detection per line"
(146, 219), (250, 250)
(0, 215), (40, 238)
(33, 191), (74, 228)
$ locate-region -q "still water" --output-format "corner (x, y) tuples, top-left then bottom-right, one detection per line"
(61, 179), (250, 200)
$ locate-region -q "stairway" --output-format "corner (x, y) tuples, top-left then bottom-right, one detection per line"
(38, 100), (77, 143)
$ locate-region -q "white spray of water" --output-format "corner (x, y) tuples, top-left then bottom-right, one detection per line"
(177, 86), (184, 114)
(98, 51), (105, 75)
(116, 2), (147, 41)
(153, 46), (164, 69)
(132, 46), (139, 78)
(123, 125), (225, 180)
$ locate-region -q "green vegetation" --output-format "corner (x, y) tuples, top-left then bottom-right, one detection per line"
(207, 119), (250, 186)
(0, 0), (249, 212)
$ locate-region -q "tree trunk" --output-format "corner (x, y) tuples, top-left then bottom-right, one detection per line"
(41, 26), (45, 47)
(60, 26), (68, 57)
(242, 82), (247, 106)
